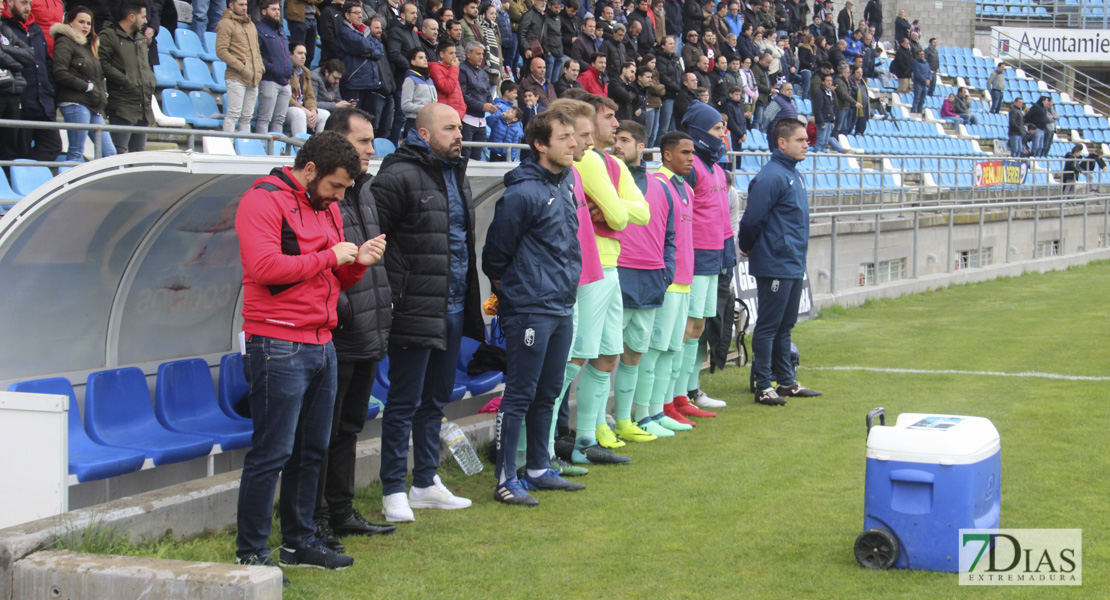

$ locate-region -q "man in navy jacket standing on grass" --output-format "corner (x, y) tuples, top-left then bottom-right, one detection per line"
(483, 104), (587, 506)
(738, 118), (822, 407)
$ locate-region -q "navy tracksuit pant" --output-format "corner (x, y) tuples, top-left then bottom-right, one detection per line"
(751, 277), (804, 391)
(495, 312), (574, 481)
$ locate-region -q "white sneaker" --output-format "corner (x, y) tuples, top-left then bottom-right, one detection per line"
(691, 389), (727, 408)
(381, 492), (415, 523)
(408, 475), (472, 510)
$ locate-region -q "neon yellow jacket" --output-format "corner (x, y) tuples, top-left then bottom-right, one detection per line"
(574, 148), (650, 268)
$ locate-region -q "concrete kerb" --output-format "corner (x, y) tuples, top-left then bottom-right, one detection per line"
(0, 412), (498, 600)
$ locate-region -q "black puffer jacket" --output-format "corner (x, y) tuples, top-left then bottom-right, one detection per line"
(0, 21), (32, 96)
(1, 14), (53, 117)
(333, 173), (392, 361)
(370, 132), (485, 350)
(50, 24), (108, 114)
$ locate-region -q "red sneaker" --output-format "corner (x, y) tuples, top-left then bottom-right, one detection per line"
(674, 395), (717, 418)
(663, 402), (697, 426)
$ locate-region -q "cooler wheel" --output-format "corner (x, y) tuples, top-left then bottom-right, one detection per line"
(854, 528), (899, 570)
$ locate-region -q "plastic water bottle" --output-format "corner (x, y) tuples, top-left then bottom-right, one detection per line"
(440, 418), (483, 475)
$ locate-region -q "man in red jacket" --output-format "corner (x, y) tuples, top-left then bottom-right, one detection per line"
(578, 52), (608, 96)
(233, 131), (387, 577)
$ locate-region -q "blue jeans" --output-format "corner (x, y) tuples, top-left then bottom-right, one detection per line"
(834, 108), (854, 137)
(658, 98), (675, 139)
(1009, 135), (1025, 157)
(643, 107), (660, 147)
(751, 103), (766, 132)
(462, 121), (487, 161)
(59, 104), (116, 161)
(816, 122), (842, 152)
(545, 53), (563, 83)
(1030, 129), (1045, 157)
(496, 312), (573, 480)
(751, 277), (803, 390)
(960, 113), (979, 125)
(1041, 130), (1054, 157)
(990, 92), (1003, 114)
(928, 72), (937, 96)
(191, 0), (226, 37)
(380, 311), (464, 495)
(236, 337), (337, 557)
(792, 69), (812, 98)
(912, 85), (927, 113)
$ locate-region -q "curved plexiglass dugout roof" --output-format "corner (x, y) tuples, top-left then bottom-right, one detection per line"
(0, 152), (511, 388)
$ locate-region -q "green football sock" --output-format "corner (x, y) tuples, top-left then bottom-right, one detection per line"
(678, 338), (700, 399)
(649, 350), (674, 415)
(633, 348), (660, 421)
(549, 362), (582, 457)
(668, 344), (686, 402)
(575, 363), (610, 449)
(594, 366), (613, 429)
(687, 339), (707, 393)
(613, 360), (639, 422)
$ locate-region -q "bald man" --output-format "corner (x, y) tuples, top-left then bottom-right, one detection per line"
(370, 104), (485, 523)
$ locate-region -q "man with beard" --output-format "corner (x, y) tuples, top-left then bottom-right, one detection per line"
(484, 105), (587, 506)
(312, 108), (398, 554)
(372, 104), (484, 523)
(234, 131), (385, 576)
(386, 3), (421, 143)
(254, 0), (294, 134)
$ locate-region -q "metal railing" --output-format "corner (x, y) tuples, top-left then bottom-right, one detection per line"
(815, 195), (1110, 293)
(988, 29), (1110, 116)
(0, 119), (305, 161)
(976, 0), (1110, 30)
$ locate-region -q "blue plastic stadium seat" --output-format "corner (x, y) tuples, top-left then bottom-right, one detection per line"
(455, 337), (502, 396)
(187, 91), (224, 128)
(212, 60), (227, 84)
(155, 28), (179, 56)
(0, 168), (25, 204)
(174, 28), (217, 61)
(9, 159), (53, 196)
(184, 57), (225, 92)
(85, 367), (215, 466)
(217, 353), (252, 423)
(7, 378), (147, 482)
(160, 57), (205, 91)
(373, 138), (396, 157)
(234, 138), (267, 155)
(204, 31), (219, 56)
(162, 89), (200, 125)
(153, 53), (182, 87)
(155, 359), (253, 450)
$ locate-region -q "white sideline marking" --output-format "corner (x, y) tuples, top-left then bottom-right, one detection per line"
(802, 365), (1110, 382)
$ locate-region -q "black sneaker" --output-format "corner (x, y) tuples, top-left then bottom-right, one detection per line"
(314, 519), (345, 553)
(279, 542), (355, 570)
(331, 509), (396, 537)
(776, 382), (823, 398)
(571, 444), (632, 464)
(236, 553), (290, 587)
(553, 434), (576, 462)
(494, 478), (539, 506)
(755, 388), (788, 406)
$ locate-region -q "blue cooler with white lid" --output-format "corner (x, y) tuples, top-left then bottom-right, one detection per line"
(854, 408), (1001, 572)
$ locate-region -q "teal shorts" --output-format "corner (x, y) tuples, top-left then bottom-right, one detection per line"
(688, 274), (719, 319)
(622, 307), (658, 354)
(571, 267), (624, 359)
(651, 290), (690, 352)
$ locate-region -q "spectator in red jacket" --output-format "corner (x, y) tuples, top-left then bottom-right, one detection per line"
(578, 52), (609, 96)
(30, 0), (63, 56)
(429, 41), (465, 118)
(233, 131), (386, 576)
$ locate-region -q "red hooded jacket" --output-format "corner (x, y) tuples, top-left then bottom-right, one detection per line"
(579, 65), (608, 97)
(30, 0), (63, 56)
(235, 167), (367, 345)
(429, 60), (465, 119)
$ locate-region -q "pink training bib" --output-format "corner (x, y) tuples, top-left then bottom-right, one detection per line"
(573, 167), (604, 286)
(588, 149), (624, 240)
(659, 172), (695, 285)
(617, 174), (669, 270)
(689, 157), (730, 250)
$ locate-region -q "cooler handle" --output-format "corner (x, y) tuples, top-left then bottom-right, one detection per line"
(866, 407), (885, 436)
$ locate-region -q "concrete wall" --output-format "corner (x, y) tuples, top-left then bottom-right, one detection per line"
(882, 0), (977, 49)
